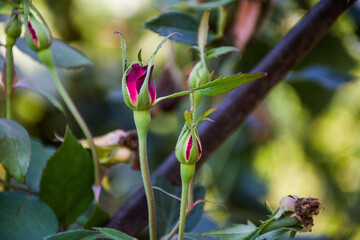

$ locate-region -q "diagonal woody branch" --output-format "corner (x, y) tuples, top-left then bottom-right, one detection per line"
(105, 0), (357, 235)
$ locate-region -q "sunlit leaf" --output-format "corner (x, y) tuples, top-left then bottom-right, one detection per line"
(0, 119), (31, 183)
(40, 128), (94, 228)
(198, 9), (211, 54)
(15, 38), (91, 69)
(206, 46), (239, 59)
(79, 129), (135, 165)
(194, 72), (266, 96)
(0, 191), (58, 240)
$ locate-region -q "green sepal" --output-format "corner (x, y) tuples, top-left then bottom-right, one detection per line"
(121, 64), (137, 110)
(188, 61), (211, 88)
(5, 9), (22, 44)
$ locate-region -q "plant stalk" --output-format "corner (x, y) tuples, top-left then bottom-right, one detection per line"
(5, 42), (14, 120)
(178, 164), (195, 240)
(4, 37), (16, 191)
(133, 110), (157, 240)
(37, 48), (100, 186)
(178, 179), (189, 240)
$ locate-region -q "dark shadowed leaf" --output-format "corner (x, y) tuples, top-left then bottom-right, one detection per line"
(14, 80), (66, 115)
(194, 72), (266, 96)
(153, 176), (206, 238)
(15, 38), (91, 69)
(84, 202), (110, 229)
(43, 229), (100, 240)
(40, 128), (94, 228)
(0, 191), (58, 240)
(258, 229), (288, 240)
(25, 139), (55, 192)
(0, 119), (31, 183)
(143, 11), (215, 45)
(94, 228), (135, 240)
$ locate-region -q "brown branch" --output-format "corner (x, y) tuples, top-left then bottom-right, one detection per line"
(105, 0), (357, 236)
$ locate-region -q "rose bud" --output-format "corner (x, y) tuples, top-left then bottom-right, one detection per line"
(122, 63), (156, 110)
(5, 10), (22, 45)
(187, 61), (211, 88)
(25, 14), (52, 51)
(175, 127), (202, 165)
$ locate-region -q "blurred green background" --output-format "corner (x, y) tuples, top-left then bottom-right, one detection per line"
(1, 0), (360, 239)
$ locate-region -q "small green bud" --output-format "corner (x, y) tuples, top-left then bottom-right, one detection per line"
(175, 127), (202, 165)
(25, 14), (52, 51)
(187, 61), (210, 88)
(5, 10), (22, 44)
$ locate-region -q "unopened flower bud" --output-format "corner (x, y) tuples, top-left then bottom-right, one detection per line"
(25, 14), (52, 51)
(5, 10), (22, 44)
(122, 63), (156, 111)
(187, 61), (210, 88)
(175, 128), (202, 165)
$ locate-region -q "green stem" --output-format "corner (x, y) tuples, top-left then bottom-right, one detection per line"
(4, 37), (16, 191)
(133, 110), (157, 240)
(37, 48), (100, 186)
(165, 201), (194, 240)
(5, 37), (15, 120)
(191, 92), (202, 119)
(178, 164), (196, 240)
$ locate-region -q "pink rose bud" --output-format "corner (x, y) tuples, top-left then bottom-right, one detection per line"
(25, 14), (52, 51)
(122, 63), (156, 110)
(175, 128), (202, 165)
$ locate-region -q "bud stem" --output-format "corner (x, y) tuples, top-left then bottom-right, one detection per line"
(178, 163), (196, 240)
(5, 36), (16, 120)
(133, 110), (157, 240)
(37, 48), (101, 187)
(4, 36), (16, 191)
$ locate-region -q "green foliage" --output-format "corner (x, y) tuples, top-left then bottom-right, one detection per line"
(40, 128), (94, 228)
(0, 191), (58, 240)
(206, 46), (239, 59)
(14, 80), (66, 115)
(143, 11), (215, 45)
(202, 221), (258, 239)
(83, 203), (110, 229)
(94, 228), (135, 240)
(15, 38), (91, 69)
(194, 72), (267, 96)
(25, 139), (55, 192)
(0, 119), (31, 183)
(43, 229), (101, 240)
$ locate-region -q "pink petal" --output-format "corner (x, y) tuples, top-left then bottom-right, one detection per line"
(185, 135), (193, 161)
